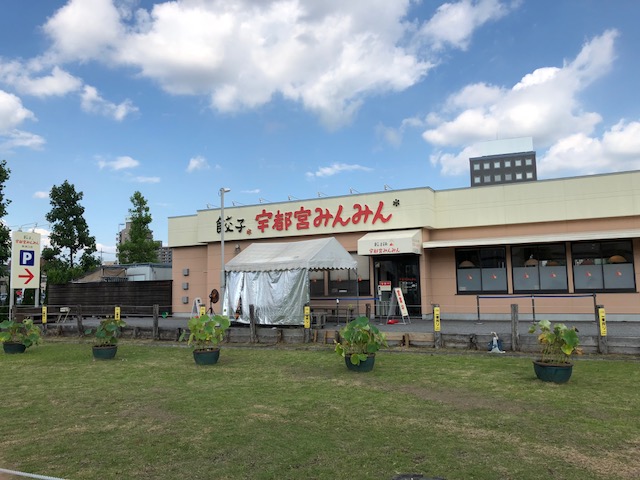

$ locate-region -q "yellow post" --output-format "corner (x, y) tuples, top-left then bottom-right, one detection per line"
(42, 306), (47, 324)
(115, 306), (121, 321)
(199, 305), (206, 317)
(598, 306), (607, 336)
(433, 306), (441, 332)
(304, 305), (311, 329)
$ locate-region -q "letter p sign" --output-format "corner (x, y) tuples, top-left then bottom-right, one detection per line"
(20, 250), (35, 266)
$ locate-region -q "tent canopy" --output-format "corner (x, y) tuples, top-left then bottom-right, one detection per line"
(225, 237), (357, 272)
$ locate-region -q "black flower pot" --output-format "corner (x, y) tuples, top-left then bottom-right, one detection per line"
(3, 342), (27, 354)
(533, 360), (573, 384)
(345, 354), (376, 372)
(92, 345), (118, 360)
(193, 348), (221, 365)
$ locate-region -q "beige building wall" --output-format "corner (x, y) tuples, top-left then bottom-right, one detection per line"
(169, 171), (640, 319)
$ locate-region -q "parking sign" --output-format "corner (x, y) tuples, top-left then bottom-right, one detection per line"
(11, 231), (42, 290)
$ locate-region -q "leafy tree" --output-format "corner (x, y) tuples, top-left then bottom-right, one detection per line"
(117, 191), (158, 264)
(43, 180), (100, 284)
(0, 160), (11, 278)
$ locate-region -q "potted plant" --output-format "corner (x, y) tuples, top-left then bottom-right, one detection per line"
(180, 313), (231, 365)
(85, 316), (127, 360)
(0, 318), (42, 354)
(334, 316), (387, 372)
(528, 319), (582, 383)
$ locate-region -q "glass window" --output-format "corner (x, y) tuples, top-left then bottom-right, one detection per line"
(483, 162), (490, 170)
(473, 163), (480, 170)
(526, 172), (533, 179)
(328, 254), (370, 297)
(505, 173), (512, 181)
(494, 174), (502, 182)
(515, 159), (522, 167)
(474, 176), (481, 184)
(516, 172), (523, 180)
(511, 244), (567, 292)
(456, 247), (507, 293)
(309, 270), (325, 297)
(484, 175), (491, 182)
(572, 241), (635, 291)
(525, 158), (533, 166)
(504, 160), (511, 168)
(494, 161), (501, 168)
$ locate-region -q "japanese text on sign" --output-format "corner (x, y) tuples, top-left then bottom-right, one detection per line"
(248, 201), (392, 234)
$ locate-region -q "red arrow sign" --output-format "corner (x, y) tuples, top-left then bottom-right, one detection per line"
(18, 268), (34, 284)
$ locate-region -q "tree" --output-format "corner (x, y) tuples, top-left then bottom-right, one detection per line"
(43, 180), (100, 284)
(117, 191), (158, 264)
(0, 160), (11, 278)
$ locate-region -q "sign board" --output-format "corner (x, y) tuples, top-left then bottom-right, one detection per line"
(598, 307), (607, 336)
(304, 305), (310, 329)
(433, 306), (441, 332)
(378, 281), (392, 292)
(10, 231), (42, 290)
(394, 287), (409, 318)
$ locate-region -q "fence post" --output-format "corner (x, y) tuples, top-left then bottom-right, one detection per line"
(510, 304), (519, 352)
(433, 304), (442, 349)
(76, 304), (84, 336)
(152, 304), (159, 340)
(249, 304), (257, 343)
(595, 304), (608, 354)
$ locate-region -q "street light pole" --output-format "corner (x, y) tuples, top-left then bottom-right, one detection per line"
(220, 187), (231, 316)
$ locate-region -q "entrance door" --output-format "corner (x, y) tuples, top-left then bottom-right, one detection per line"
(374, 255), (421, 318)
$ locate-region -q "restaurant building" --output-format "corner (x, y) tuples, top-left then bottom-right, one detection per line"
(168, 169), (640, 323)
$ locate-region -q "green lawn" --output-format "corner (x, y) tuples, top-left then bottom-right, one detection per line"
(1, 341), (639, 480)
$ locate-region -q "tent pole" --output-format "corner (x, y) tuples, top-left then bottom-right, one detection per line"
(355, 267), (360, 317)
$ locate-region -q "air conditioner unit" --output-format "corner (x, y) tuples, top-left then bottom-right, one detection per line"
(181, 296), (189, 304)
(182, 268), (189, 276)
(182, 282), (189, 290)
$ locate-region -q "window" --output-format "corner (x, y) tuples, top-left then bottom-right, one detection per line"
(494, 174), (502, 182)
(505, 173), (512, 181)
(327, 254), (370, 296)
(515, 172), (523, 180)
(484, 175), (491, 182)
(526, 172), (533, 179)
(525, 158), (533, 166)
(483, 162), (490, 169)
(494, 161), (501, 168)
(504, 160), (511, 168)
(456, 247), (507, 293)
(473, 176), (481, 184)
(309, 270), (325, 296)
(473, 163), (480, 171)
(515, 159), (522, 167)
(572, 240), (635, 291)
(511, 244), (567, 292)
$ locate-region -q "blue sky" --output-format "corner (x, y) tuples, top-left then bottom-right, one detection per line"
(1, 0), (639, 262)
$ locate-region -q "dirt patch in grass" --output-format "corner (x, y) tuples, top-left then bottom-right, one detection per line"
(395, 384), (527, 414)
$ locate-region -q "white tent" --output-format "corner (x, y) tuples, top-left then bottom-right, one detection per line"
(223, 237), (357, 325)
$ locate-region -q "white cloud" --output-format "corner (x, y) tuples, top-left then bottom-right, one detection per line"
(538, 120), (640, 176)
(0, 90), (35, 131)
(43, 0), (124, 62)
(0, 129), (45, 151)
(33, 191), (49, 199)
(39, 0), (515, 128)
(133, 176), (161, 184)
(306, 163), (373, 178)
(422, 30), (619, 176)
(0, 61), (82, 97)
(98, 155), (140, 170)
(80, 85), (138, 121)
(418, 0), (513, 51)
(186, 155), (209, 173)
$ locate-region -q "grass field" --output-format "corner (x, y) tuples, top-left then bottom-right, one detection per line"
(1, 340), (639, 480)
